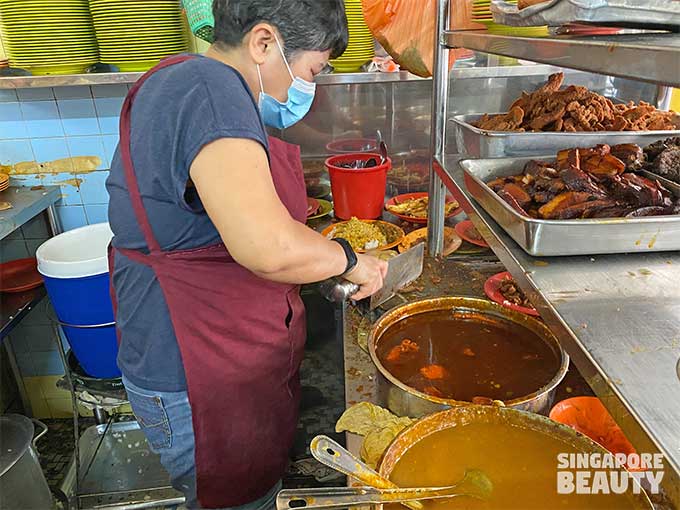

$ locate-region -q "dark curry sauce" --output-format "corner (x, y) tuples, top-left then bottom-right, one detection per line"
(377, 309), (560, 402)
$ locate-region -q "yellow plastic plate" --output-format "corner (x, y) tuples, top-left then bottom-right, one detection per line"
(0, 9), (91, 16)
(26, 63), (94, 75)
(109, 60), (160, 72)
(99, 42), (187, 51)
(10, 56), (98, 65)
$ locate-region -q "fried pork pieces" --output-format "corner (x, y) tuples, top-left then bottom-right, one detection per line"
(644, 137), (680, 184)
(488, 143), (680, 220)
(474, 73), (680, 133)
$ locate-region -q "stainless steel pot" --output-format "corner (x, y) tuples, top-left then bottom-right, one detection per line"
(378, 406), (652, 510)
(368, 297), (569, 417)
(0, 414), (53, 510)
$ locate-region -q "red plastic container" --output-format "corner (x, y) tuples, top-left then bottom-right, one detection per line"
(326, 153), (391, 220)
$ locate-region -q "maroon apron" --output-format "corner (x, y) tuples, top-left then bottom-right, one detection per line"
(110, 55), (308, 508)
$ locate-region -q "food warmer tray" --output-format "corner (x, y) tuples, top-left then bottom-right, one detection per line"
(451, 113), (680, 158)
(460, 156), (680, 256)
(490, 0), (680, 29)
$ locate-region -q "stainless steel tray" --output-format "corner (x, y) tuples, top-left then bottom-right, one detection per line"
(64, 420), (184, 509)
(460, 156), (680, 256)
(451, 113), (680, 158)
(491, 0), (680, 28)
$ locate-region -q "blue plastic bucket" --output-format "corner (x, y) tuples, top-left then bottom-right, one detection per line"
(61, 325), (120, 379)
(36, 223), (120, 379)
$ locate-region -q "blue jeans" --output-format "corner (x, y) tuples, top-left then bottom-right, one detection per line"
(123, 376), (281, 510)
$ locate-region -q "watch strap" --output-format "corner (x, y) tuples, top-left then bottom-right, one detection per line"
(331, 238), (358, 277)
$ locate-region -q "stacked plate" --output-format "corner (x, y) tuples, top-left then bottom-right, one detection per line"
(330, 0), (375, 73)
(472, 0), (548, 35)
(0, 0), (98, 75)
(0, 173), (9, 193)
(89, 0), (190, 72)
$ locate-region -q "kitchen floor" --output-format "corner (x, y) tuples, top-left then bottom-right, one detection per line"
(37, 287), (347, 502)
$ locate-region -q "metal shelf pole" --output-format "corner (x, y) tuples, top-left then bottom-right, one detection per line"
(427, 0), (451, 257)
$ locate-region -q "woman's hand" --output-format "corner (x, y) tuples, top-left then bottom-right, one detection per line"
(344, 254), (389, 301)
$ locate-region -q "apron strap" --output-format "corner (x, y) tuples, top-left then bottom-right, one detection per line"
(118, 54), (197, 254)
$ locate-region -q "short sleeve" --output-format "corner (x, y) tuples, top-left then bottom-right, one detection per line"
(171, 60), (268, 211)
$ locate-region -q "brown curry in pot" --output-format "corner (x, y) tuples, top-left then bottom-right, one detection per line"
(376, 309), (560, 402)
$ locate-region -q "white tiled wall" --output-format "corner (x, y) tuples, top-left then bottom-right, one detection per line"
(0, 83), (128, 232)
(1, 84), (127, 402)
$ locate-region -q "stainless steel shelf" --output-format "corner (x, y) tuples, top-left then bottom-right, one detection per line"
(0, 72), (143, 89)
(0, 186), (61, 240)
(0, 286), (46, 341)
(0, 70), (425, 89)
(444, 30), (680, 87)
(0, 64), (600, 89)
(436, 155), (680, 504)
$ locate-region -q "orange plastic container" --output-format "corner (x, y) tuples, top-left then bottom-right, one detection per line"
(550, 396), (644, 471)
(326, 153), (391, 220)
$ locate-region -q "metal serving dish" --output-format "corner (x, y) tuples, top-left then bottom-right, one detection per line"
(491, 0), (680, 29)
(368, 297), (569, 418)
(461, 156), (680, 256)
(451, 113), (680, 158)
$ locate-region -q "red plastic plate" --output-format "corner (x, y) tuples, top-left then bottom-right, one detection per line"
(454, 220), (489, 248)
(484, 271), (539, 317)
(385, 192), (463, 224)
(0, 258), (43, 293)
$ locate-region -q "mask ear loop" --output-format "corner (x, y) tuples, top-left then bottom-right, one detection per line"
(256, 63), (265, 98)
(273, 33), (295, 81)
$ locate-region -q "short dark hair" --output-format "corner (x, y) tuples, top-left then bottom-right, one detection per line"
(213, 0), (348, 59)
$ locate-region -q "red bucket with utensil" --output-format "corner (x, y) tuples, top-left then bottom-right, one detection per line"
(326, 153), (391, 220)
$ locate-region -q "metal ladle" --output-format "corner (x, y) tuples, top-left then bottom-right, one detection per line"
(276, 474), (493, 510)
(376, 130), (388, 165)
(278, 436), (492, 510)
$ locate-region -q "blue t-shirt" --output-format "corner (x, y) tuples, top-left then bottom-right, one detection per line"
(106, 55), (268, 391)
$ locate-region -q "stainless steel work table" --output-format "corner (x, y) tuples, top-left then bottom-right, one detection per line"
(0, 185), (61, 415)
(435, 155), (680, 502)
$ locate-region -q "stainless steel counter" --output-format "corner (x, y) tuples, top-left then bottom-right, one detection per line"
(0, 63), (622, 89)
(436, 155), (680, 503)
(0, 186), (61, 241)
(0, 185), (60, 417)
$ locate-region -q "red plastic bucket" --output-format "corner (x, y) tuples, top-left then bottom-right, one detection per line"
(326, 153), (391, 220)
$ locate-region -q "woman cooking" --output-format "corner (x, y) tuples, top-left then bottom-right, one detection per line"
(105, 1), (388, 508)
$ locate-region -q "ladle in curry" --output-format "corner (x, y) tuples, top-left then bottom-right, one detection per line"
(298, 436), (492, 510)
(276, 474), (493, 510)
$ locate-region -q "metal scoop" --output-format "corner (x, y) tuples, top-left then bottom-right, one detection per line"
(376, 130), (388, 165)
(277, 472), (493, 510)
(290, 435), (492, 510)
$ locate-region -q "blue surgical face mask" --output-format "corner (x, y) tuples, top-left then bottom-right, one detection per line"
(257, 35), (316, 129)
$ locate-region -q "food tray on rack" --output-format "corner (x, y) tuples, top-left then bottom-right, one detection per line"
(460, 156), (680, 256)
(490, 0), (680, 29)
(451, 114), (680, 158)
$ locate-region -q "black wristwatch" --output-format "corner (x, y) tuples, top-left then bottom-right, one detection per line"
(331, 238), (358, 277)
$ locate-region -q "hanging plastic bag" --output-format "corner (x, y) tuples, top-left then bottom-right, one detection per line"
(362, 0), (457, 77)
